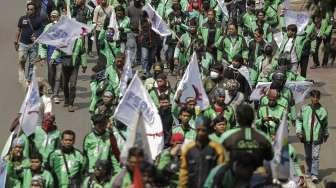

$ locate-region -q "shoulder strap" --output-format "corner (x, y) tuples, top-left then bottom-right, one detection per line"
(61, 151), (71, 177)
(27, 17), (35, 32)
(309, 105), (324, 126)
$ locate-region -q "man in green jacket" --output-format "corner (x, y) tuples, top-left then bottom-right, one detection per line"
(47, 130), (85, 188)
(83, 114), (120, 174)
(296, 90), (329, 184)
(115, 5), (131, 53)
(256, 89), (287, 138)
(172, 107), (197, 142)
(19, 152), (54, 188)
(209, 115), (227, 143)
(149, 73), (175, 107)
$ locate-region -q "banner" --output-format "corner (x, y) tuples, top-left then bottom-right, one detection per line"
(113, 73), (163, 160)
(108, 10), (120, 41)
(250, 81), (313, 104)
(0, 160), (7, 188)
(285, 10), (310, 34)
(142, 4), (171, 37)
(273, 32), (283, 48)
(19, 71), (41, 136)
(36, 16), (93, 54)
(119, 50), (133, 96)
(174, 53), (210, 110)
(1, 131), (15, 159)
(216, 0), (229, 18)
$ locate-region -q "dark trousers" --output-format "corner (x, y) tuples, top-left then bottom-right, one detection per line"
(313, 36), (331, 66)
(87, 33), (93, 53)
(95, 30), (105, 67)
(166, 44), (176, 72)
(62, 65), (79, 105)
(300, 54), (310, 77)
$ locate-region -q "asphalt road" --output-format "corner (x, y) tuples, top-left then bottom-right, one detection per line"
(0, 0), (335, 186)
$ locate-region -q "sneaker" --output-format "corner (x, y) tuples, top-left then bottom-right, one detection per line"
(310, 65), (320, 69)
(68, 105), (75, 112)
(53, 97), (60, 104)
(311, 175), (319, 184)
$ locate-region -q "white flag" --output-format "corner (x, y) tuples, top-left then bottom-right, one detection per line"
(1, 132), (15, 159)
(174, 53), (210, 110)
(271, 113), (290, 180)
(113, 73), (163, 160)
(216, 0), (229, 18)
(19, 71), (41, 136)
(142, 4), (171, 37)
(36, 16), (93, 55)
(119, 50), (133, 96)
(273, 32), (284, 48)
(119, 113), (153, 164)
(250, 81), (313, 104)
(0, 160), (7, 188)
(108, 10), (120, 41)
(285, 10), (309, 34)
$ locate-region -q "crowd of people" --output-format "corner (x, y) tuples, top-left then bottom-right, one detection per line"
(5, 0), (336, 187)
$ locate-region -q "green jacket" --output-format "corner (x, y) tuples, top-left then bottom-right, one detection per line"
(216, 35), (248, 63)
(99, 30), (121, 67)
(198, 21), (223, 48)
(83, 131), (120, 174)
(105, 65), (121, 97)
(174, 32), (196, 66)
(155, 148), (179, 186)
(203, 106), (236, 129)
(82, 175), (112, 188)
(251, 55), (278, 86)
(5, 157), (30, 188)
(47, 149), (85, 188)
(209, 133), (223, 143)
(19, 168), (54, 188)
(319, 12), (333, 38)
(51, 38), (88, 67)
(149, 87), (175, 107)
(89, 80), (108, 112)
(203, 164), (248, 187)
(288, 144), (303, 177)
(117, 16), (131, 42)
(256, 104), (286, 136)
(259, 95), (296, 121)
(38, 23), (53, 59)
(111, 168), (132, 187)
(33, 127), (61, 163)
(199, 52), (214, 76)
(296, 104), (328, 144)
(172, 124), (196, 141)
(242, 11), (257, 37)
(264, 0), (282, 28)
(253, 21), (273, 43)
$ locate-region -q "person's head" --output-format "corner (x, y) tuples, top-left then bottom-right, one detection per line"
(158, 94), (171, 110)
(153, 63), (164, 78)
(232, 55), (244, 69)
(267, 89), (278, 108)
(92, 114), (108, 134)
(202, 0), (210, 10)
(246, 0), (255, 13)
(212, 115), (227, 134)
(30, 175), (44, 188)
(207, 9), (216, 23)
(75, 0), (85, 6)
(42, 113), (56, 132)
(226, 79), (240, 96)
(61, 130), (75, 151)
(30, 152), (43, 172)
(214, 87), (226, 106)
(94, 160), (109, 179)
(127, 147), (144, 171)
(191, 0), (199, 9)
(134, 0), (142, 7)
(195, 116), (211, 142)
(26, 2), (36, 16)
(101, 0), (107, 6)
(227, 21), (238, 36)
(271, 71), (286, 90)
(310, 89), (321, 106)
(287, 24), (297, 38)
(170, 133), (184, 147)
(115, 52), (125, 69)
(179, 107), (193, 125)
(209, 63), (223, 79)
(102, 91), (114, 104)
(256, 10), (265, 21)
(50, 10), (60, 23)
(172, 0), (181, 9)
(189, 18), (198, 34)
(254, 28), (264, 43)
(312, 12), (322, 24)
(264, 44), (273, 56)
(140, 161), (156, 185)
(11, 137), (25, 158)
(236, 104), (254, 127)
(156, 73), (168, 90)
(115, 5), (125, 18)
(185, 97), (196, 111)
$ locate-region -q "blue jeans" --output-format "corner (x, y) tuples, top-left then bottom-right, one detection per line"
(18, 43), (38, 81)
(141, 47), (151, 76)
(304, 143), (321, 177)
(126, 32), (138, 66)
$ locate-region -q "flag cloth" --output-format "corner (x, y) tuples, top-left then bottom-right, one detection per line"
(250, 81), (313, 104)
(19, 71), (41, 136)
(108, 10), (120, 41)
(133, 163), (144, 188)
(1, 131), (15, 159)
(271, 113), (290, 180)
(284, 10), (309, 34)
(174, 53), (210, 110)
(0, 160), (7, 188)
(142, 4), (171, 37)
(114, 73), (163, 161)
(216, 0), (229, 18)
(273, 32), (283, 48)
(36, 16), (93, 55)
(119, 50), (133, 96)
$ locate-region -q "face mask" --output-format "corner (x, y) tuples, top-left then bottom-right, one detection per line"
(210, 71), (219, 79)
(269, 100), (277, 107)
